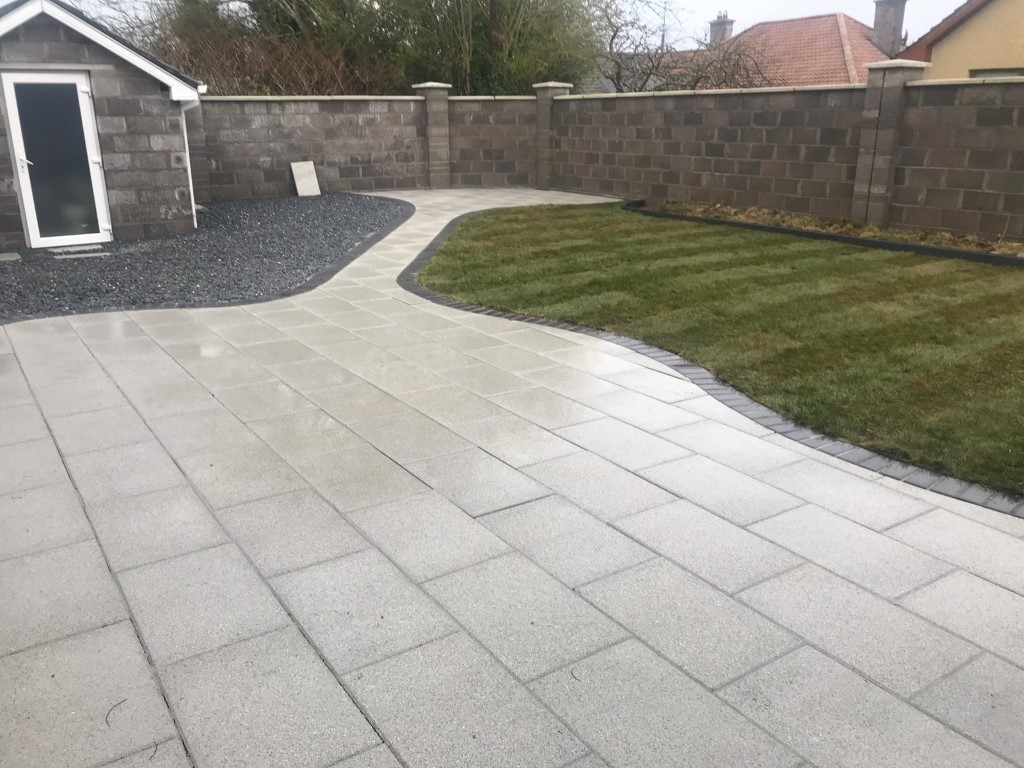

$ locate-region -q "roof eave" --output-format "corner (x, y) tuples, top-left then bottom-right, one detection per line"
(0, 0), (203, 101)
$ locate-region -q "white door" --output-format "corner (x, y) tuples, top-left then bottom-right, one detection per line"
(2, 71), (112, 248)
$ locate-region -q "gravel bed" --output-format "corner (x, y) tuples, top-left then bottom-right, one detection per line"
(0, 193), (410, 322)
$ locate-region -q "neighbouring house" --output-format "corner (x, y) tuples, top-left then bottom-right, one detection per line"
(900, 0), (1024, 79)
(0, 0), (204, 250)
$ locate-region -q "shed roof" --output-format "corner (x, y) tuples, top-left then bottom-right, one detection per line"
(0, 0), (203, 100)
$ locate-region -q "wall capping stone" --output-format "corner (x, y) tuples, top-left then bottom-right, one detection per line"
(448, 95), (537, 101)
(555, 83), (868, 100)
(907, 76), (1024, 86)
(201, 95), (425, 101)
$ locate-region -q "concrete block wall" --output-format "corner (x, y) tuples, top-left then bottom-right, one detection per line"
(194, 97), (427, 202)
(0, 17), (193, 245)
(549, 88), (865, 219)
(891, 81), (1024, 238)
(448, 97), (536, 187)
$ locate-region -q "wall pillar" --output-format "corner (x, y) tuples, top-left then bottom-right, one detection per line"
(533, 81), (572, 189)
(412, 82), (452, 189)
(852, 60), (930, 225)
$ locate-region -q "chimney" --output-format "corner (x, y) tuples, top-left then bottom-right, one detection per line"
(710, 11), (734, 45)
(873, 0), (908, 58)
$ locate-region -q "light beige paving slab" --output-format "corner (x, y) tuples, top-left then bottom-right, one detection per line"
(556, 417), (690, 470)
(751, 505), (953, 599)
(481, 495), (654, 587)
(425, 553), (628, 680)
(582, 558), (799, 688)
(450, 412), (580, 467)
(721, 646), (1011, 768)
(739, 564), (978, 697)
(616, 499), (804, 593)
(531, 640), (799, 768)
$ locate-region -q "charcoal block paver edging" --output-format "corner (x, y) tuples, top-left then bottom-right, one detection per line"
(397, 210), (1023, 520)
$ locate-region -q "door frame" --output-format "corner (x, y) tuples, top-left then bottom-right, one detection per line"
(1, 70), (112, 249)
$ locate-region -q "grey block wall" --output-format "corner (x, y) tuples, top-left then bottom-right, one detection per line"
(0, 16), (194, 246)
(195, 98), (428, 202)
(549, 88), (865, 219)
(448, 98), (536, 187)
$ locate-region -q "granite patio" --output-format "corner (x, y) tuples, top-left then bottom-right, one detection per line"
(3, 189), (1024, 768)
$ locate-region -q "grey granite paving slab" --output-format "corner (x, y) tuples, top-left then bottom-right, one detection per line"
(425, 553), (627, 680)
(148, 407), (253, 458)
(273, 548), (455, 674)
(490, 387), (603, 429)
(555, 417), (690, 470)
(0, 540), (127, 656)
(531, 640), (799, 768)
(739, 564), (977, 697)
(88, 485), (227, 572)
(313, 444), (429, 512)
(216, 488), (367, 576)
(67, 441), (185, 507)
(0, 438), (67, 495)
(901, 571), (1024, 668)
(406, 448), (549, 517)
(346, 492), (508, 582)
(249, 408), (365, 462)
(177, 441), (308, 510)
(750, 505), (953, 599)
(0, 482), (92, 561)
(118, 544), (290, 665)
(348, 411), (471, 464)
(758, 460), (932, 530)
(0, 403), (48, 446)
(481, 495), (653, 587)
(0, 622), (176, 768)
(401, 384), (506, 424)
(639, 455), (803, 525)
(163, 625), (378, 768)
(720, 646), (1011, 768)
(581, 388), (704, 432)
(524, 452), (675, 522)
(102, 740), (190, 768)
(33, 377), (128, 418)
(582, 558), (799, 688)
(49, 405), (153, 456)
(438, 363), (532, 397)
(616, 500), (804, 593)
(914, 654), (1024, 766)
(306, 381), (416, 424)
(330, 744), (403, 768)
(888, 509), (1024, 596)
(524, 365), (622, 400)
(450, 413), (580, 467)
(659, 420), (805, 475)
(344, 632), (586, 768)
(215, 380), (317, 422)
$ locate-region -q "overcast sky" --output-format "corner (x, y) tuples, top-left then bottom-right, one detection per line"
(681, 0), (962, 42)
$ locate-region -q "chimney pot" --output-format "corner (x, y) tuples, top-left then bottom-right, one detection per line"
(710, 11), (734, 45)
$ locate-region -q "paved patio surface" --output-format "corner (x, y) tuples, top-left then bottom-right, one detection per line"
(3, 188), (1024, 768)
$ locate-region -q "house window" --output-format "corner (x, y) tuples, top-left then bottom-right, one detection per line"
(969, 68), (1024, 78)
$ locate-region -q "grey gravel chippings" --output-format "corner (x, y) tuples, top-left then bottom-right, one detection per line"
(0, 193), (406, 322)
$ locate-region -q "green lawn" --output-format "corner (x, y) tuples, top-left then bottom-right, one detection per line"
(421, 203), (1024, 497)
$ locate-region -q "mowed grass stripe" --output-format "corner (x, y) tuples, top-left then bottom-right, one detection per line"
(422, 204), (1024, 496)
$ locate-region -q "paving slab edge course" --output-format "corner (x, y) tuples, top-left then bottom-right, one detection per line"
(0, 199), (417, 326)
(399, 208), (1024, 520)
(621, 199), (1024, 268)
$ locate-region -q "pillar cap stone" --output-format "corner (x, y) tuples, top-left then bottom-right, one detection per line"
(411, 82), (453, 89)
(866, 59), (931, 70)
(532, 81), (574, 89)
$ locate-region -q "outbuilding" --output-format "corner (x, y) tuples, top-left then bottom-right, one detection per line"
(0, 0), (203, 249)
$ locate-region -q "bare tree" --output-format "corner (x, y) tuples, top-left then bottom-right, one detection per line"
(592, 0), (772, 93)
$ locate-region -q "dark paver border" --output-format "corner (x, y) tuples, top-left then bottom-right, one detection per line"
(622, 200), (1024, 269)
(0, 198), (416, 325)
(397, 209), (1024, 520)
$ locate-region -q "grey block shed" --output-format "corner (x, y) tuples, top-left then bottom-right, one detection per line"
(0, 0), (204, 249)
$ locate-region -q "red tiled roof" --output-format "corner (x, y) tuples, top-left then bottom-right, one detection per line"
(732, 13), (890, 86)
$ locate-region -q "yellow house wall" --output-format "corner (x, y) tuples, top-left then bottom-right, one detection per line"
(923, 0), (1024, 79)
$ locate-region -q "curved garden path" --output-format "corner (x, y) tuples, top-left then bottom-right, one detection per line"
(2, 188), (1024, 768)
